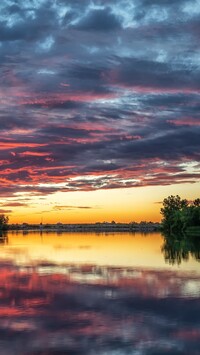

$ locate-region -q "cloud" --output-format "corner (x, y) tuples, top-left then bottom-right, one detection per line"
(53, 205), (93, 211)
(0, 0), (199, 199)
(73, 8), (122, 31)
(0, 209), (12, 213)
(1, 202), (29, 207)
(107, 57), (200, 92)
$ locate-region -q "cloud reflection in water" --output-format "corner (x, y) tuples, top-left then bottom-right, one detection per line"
(0, 260), (200, 355)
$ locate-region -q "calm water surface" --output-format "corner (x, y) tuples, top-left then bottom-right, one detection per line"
(0, 231), (200, 355)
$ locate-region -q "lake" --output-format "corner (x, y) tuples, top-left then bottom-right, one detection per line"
(0, 231), (200, 355)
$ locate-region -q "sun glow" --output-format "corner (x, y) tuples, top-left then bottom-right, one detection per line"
(3, 181), (199, 224)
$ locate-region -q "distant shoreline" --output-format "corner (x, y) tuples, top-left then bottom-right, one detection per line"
(8, 222), (161, 233)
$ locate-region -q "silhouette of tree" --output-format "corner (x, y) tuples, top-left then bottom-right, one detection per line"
(0, 214), (9, 231)
(193, 198), (200, 207)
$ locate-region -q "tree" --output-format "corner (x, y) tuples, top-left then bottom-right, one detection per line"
(186, 205), (200, 227)
(193, 198), (200, 207)
(161, 195), (200, 235)
(160, 195), (188, 233)
(0, 214), (9, 231)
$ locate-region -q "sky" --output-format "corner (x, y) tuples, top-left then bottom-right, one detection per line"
(0, 0), (200, 224)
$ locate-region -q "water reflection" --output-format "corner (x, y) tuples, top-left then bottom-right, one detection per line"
(0, 232), (200, 354)
(0, 232), (8, 244)
(162, 233), (200, 266)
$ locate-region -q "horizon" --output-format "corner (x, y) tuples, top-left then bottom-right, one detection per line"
(8, 220), (161, 225)
(0, 0), (200, 224)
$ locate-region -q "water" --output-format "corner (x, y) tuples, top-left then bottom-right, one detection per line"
(0, 231), (200, 355)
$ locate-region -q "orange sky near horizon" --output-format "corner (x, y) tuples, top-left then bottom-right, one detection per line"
(4, 181), (200, 224)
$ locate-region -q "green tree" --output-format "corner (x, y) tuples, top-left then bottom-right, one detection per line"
(160, 195), (188, 233)
(161, 195), (200, 235)
(0, 214), (9, 231)
(186, 205), (200, 227)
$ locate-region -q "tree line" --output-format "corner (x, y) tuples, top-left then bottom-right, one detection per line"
(161, 195), (200, 235)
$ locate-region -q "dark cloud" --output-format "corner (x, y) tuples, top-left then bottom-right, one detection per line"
(25, 100), (85, 110)
(53, 205), (93, 210)
(0, 209), (12, 213)
(107, 57), (200, 91)
(141, 0), (185, 5)
(0, 0), (199, 199)
(73, 8), (122, 31)
(40, 125), (91, 138)
(0, 4), (55, 43)
(1, 202), (29, 207)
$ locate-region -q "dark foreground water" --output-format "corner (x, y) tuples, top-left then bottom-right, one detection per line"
(0, 232), (200, 355)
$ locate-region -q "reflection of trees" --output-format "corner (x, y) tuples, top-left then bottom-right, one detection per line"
(0, 232), (8, 244)
(162, 232), (200, 265)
